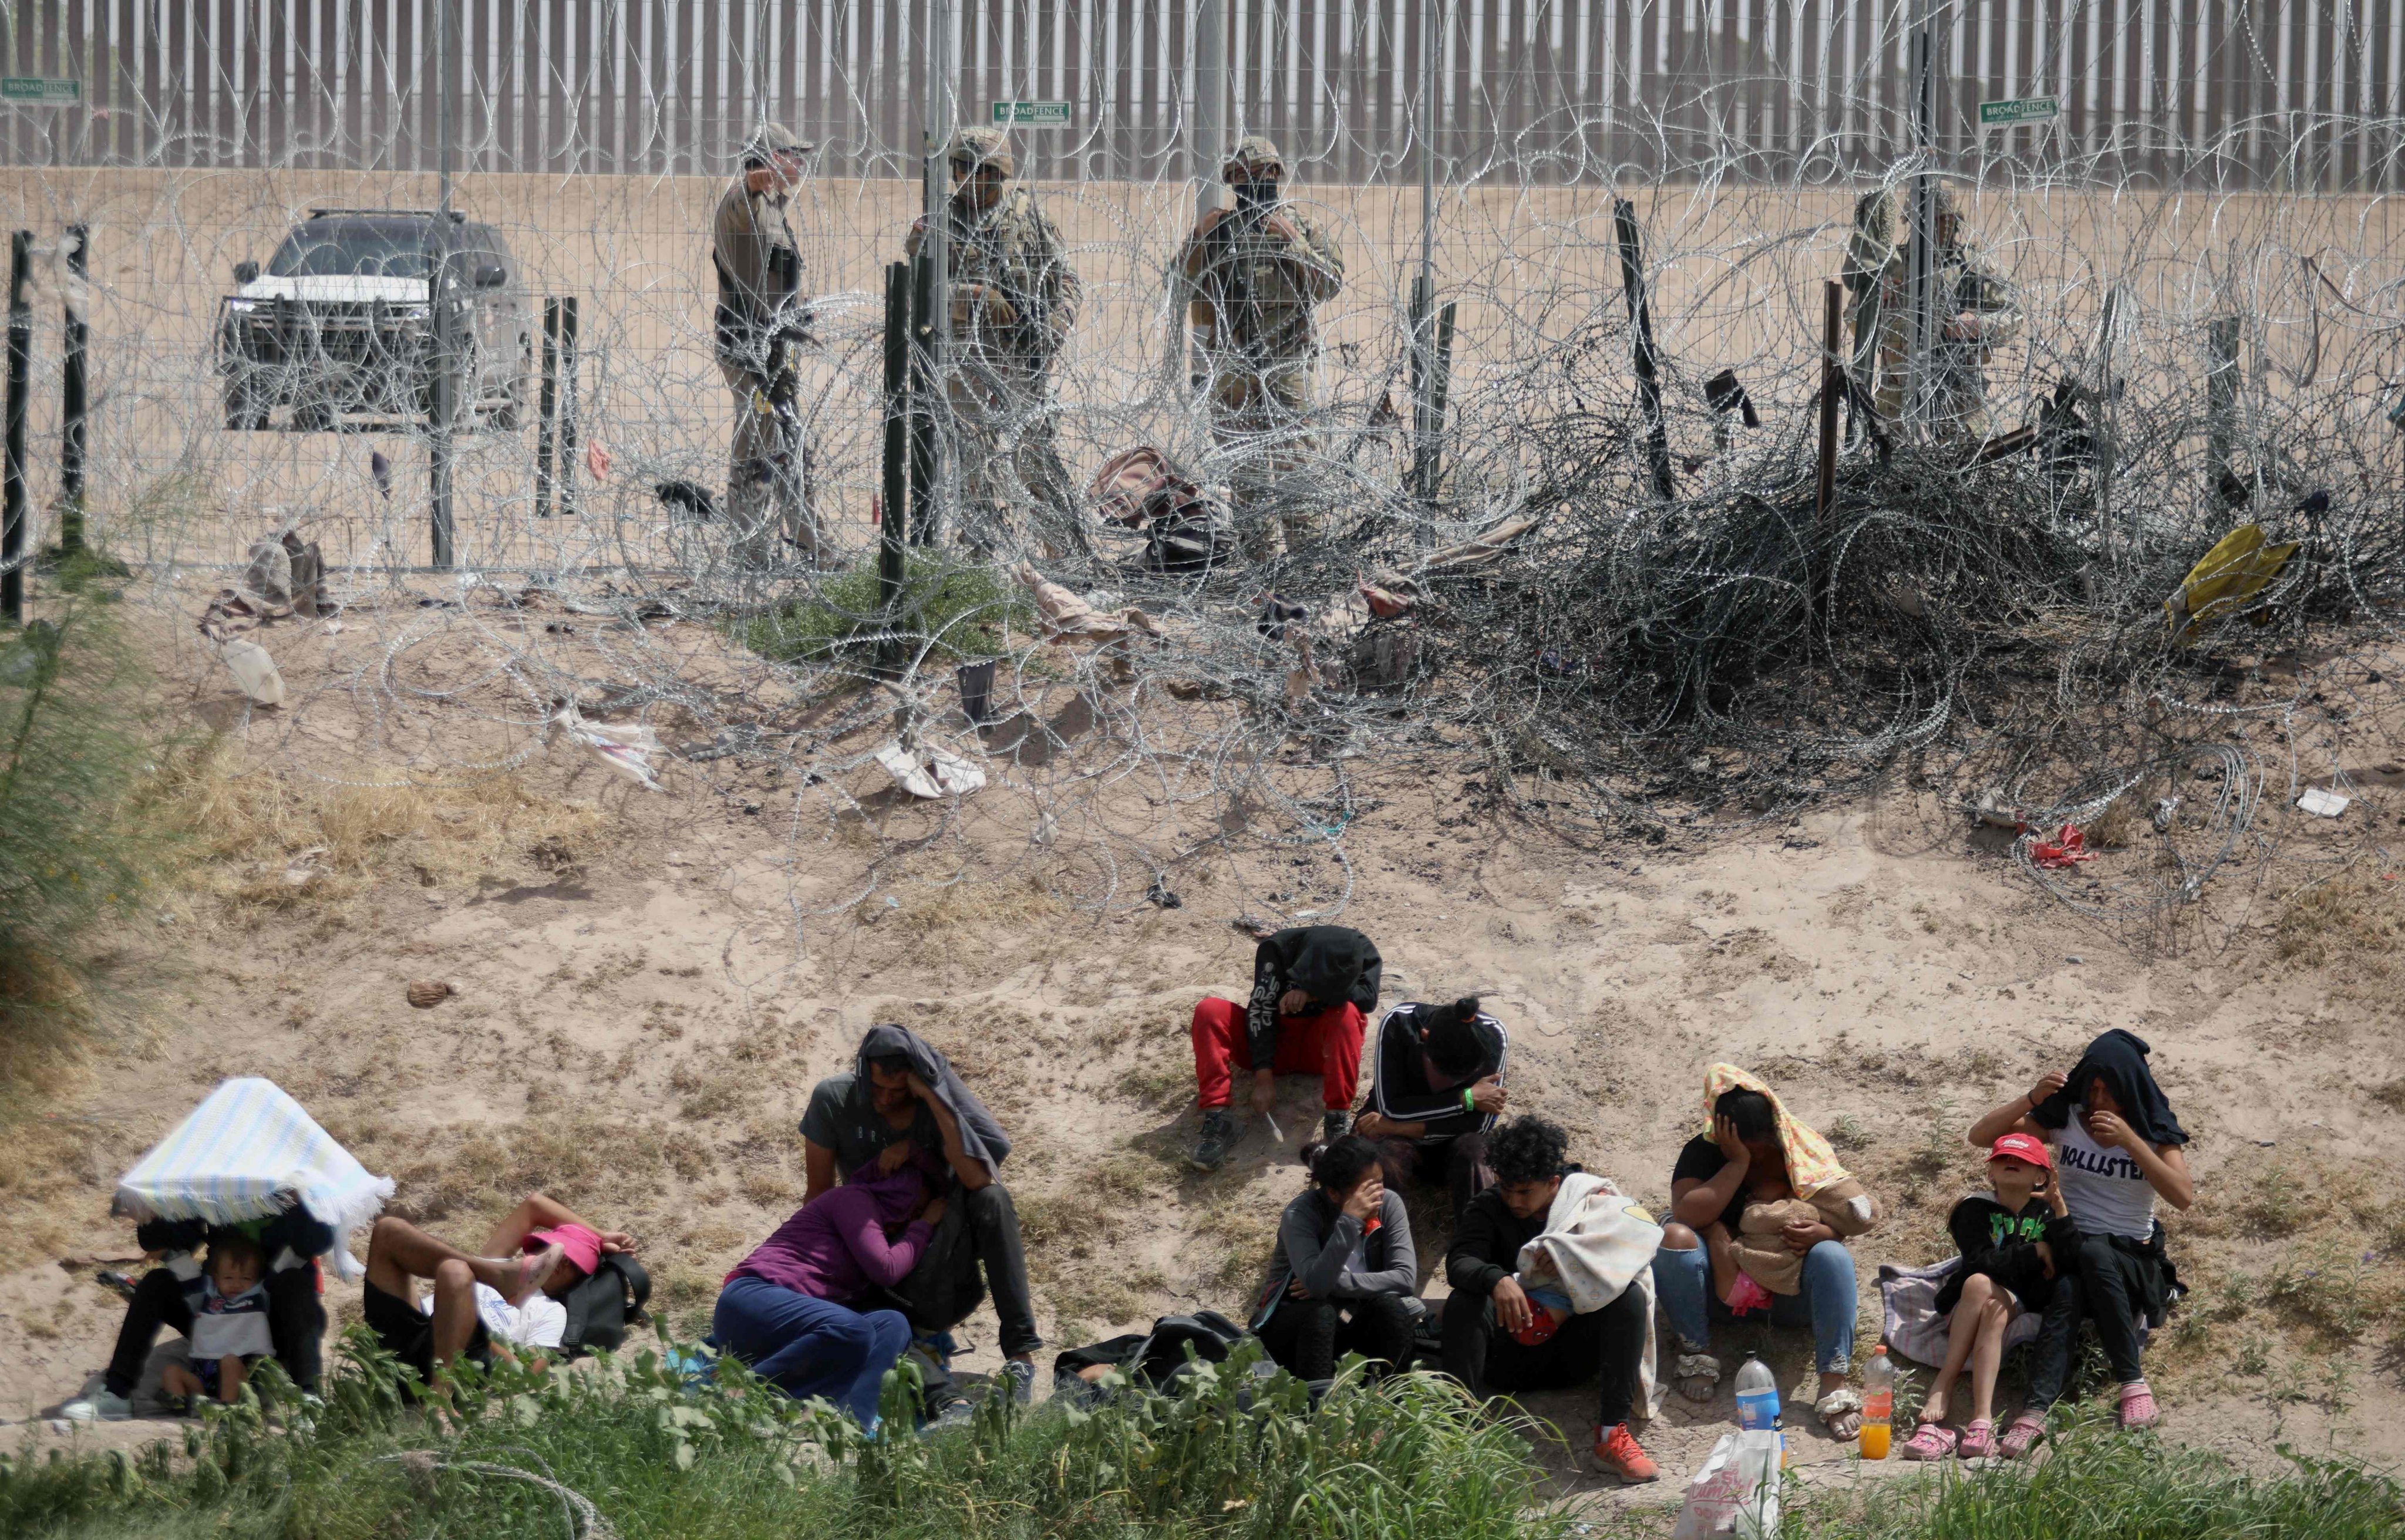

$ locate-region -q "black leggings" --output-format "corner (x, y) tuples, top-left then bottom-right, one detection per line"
(1441, 1283), (1645, 1428)
(2027, 1231), (2148, 1409)
(1257, 1292), (1417, 1383)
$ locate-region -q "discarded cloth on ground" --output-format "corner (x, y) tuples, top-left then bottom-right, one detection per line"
(1013, 561), (1165, 643)
(874, 740), (986, 799)
(550, 699), (665, 790)
(114, 1077), (393, 1282)
(1877, 1255), (2041, 1369)
(2164, 523), (2298, 643)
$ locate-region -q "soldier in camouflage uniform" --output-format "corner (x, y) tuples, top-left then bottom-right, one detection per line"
(905, 126), (1081, 551)
(711, 122), (819, 565)
(1177, 136), (1344, 558)
(1867, 182), (2019, 442)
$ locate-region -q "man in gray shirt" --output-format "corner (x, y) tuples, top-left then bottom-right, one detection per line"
(711, 123), (818, 564)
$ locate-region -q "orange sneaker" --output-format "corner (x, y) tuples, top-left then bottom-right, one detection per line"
(1590, 1421), (1660, 1484)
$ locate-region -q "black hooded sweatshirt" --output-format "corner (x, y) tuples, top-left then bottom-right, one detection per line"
(1245, 926), (1383, 1070)
(2030, 1029), (2189, 1149)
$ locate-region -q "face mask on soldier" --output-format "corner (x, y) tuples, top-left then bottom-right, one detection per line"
(1233, 177), (1278, 214)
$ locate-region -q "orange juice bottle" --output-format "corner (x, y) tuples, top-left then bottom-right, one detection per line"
(1859, 1343), (1895, 1458)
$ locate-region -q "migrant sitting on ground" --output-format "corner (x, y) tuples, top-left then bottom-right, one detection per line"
(1352, 995), (1507, 1220)
(1898, 1133), (2074, 1461)
(156, 1234), (274, 1411)
(63, 1196), (334, 1423)
(359, 1194), (633, 1397)
(712, 1141), (942, 1429)
(1441, 1116), (1660, 1486)
(1250, 1135), (1418, 1385)
(800, 1024), (1039, 1417)
(1966, 1029), (2195, 1458)
(1652, 1066), (1882, 1439)
(1189, 924), (1383, 1171)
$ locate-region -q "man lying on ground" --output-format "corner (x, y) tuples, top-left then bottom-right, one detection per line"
(1189, 924), (1383, 1171)
(1352, 994), (1507, 1220)
(1441, 1115), (1659, 1485)
(801, 1024), (1039, 1414)
(361, 1192), (634, 1396)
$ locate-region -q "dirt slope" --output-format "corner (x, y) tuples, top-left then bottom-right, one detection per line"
(3, 596), (2400, 1519)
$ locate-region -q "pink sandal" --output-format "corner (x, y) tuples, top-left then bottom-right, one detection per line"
(1998, 1411), (2046, 1460)
(1957, 1419), (1997, 1459)
(2118, 1383), (2160, 1430)
(1898, 1421), (1958, 1461)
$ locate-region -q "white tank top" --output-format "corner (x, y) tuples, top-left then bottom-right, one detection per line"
(2053, 1107), (2158, 1241)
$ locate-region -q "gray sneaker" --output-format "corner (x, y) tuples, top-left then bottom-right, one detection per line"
(1321, 1109), (1353, 1143)
(1000, 1359), (1036, 1405)
(1190, 1108), (1239, 1171)
(60, 1387), (133, 1423)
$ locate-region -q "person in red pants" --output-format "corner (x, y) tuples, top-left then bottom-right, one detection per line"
(1189, 925), (1382, 1170)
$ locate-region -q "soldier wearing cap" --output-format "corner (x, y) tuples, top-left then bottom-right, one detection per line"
(712, 123), (819, 564)
(1177, 136), (1344, 558)
(1865, 183), (2019, 442)
(904, 126), (1082, 551)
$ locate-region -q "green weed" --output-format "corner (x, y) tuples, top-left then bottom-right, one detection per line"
(740, 554), (1032, 666)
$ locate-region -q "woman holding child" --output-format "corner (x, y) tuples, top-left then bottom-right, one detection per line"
(1651, 1066), (1882, 1440)
(1959, 1029), (2193, 1458)
(1250, 1135), (1419, 1384)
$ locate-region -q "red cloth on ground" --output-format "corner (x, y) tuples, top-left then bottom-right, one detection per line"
(1190, 996), (1365, 1111)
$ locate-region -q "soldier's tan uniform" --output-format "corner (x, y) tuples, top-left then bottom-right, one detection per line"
(1177, 137), (1343, 557)
(1865, 184), (2019, 442)
(711, 123), (817, 562)
(906, 127), (1081, 550)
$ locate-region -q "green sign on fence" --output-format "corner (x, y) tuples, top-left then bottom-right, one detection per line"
(1978, 95), (2059, 126)
(991, 100), (1072, 127)
(1, 77), (82, 105)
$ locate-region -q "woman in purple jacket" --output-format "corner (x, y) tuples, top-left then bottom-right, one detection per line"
(710, 1143), (945, 1426)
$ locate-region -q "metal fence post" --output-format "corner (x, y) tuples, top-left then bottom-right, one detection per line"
(557, 295), (581, 518)
(1613, 199), (1674, 501)
(535, 297), (559, 519)
(2, 232), (31, 628)
(879, 262), (911, 679)
(58, 223), (87, 557)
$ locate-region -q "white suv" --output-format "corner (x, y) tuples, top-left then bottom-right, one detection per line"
(215, 208), (531, 433)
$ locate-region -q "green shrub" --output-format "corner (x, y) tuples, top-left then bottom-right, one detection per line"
(0, 594), (159, 1103)
(0, 1331), (1571, 1540)
(1798, 1408), (2405, 1540)
(742, 555), (1032, 667)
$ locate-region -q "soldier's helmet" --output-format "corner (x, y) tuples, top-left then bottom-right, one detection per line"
(948, 126), (1015, 178)
(1222, 135), (1286, 181)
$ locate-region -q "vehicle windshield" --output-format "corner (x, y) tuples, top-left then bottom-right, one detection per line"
(266, 224), (432, 279)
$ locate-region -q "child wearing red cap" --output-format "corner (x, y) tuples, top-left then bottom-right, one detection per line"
(1898, 1134), (2073, 1461)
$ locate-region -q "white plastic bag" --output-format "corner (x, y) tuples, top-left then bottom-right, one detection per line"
(1670, 1430), (1781, 1540)
(217, 638), (285, 706)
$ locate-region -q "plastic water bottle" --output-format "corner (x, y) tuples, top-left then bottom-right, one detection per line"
(1733, 1351), (1786, 1465)
(1860, 1343), (1895, 1459)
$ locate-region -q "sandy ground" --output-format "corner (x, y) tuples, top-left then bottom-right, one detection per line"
(1, 580), (2401, 1528)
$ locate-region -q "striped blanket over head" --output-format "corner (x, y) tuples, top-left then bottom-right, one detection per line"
(114, 1077), (393, 1280)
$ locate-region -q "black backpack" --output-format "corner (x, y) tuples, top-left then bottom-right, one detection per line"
(557, 1254), (651, 1359)
(1052, 1310), (1250, 1399)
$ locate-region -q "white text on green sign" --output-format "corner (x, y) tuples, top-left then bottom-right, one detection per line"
(1, 77), (81, 104)
(1978, 96), (2059, 125)
(991, 101), (1071, 127)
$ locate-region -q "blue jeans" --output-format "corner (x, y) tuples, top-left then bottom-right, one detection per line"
(711, 1275), (911, 1428)
(1651, 1238), (1856, 1375)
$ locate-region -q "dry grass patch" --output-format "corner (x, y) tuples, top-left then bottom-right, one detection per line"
(150, 739), (607, 920)
(2275, 869), (2405, 982)
(869, 874), (1069, 937)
